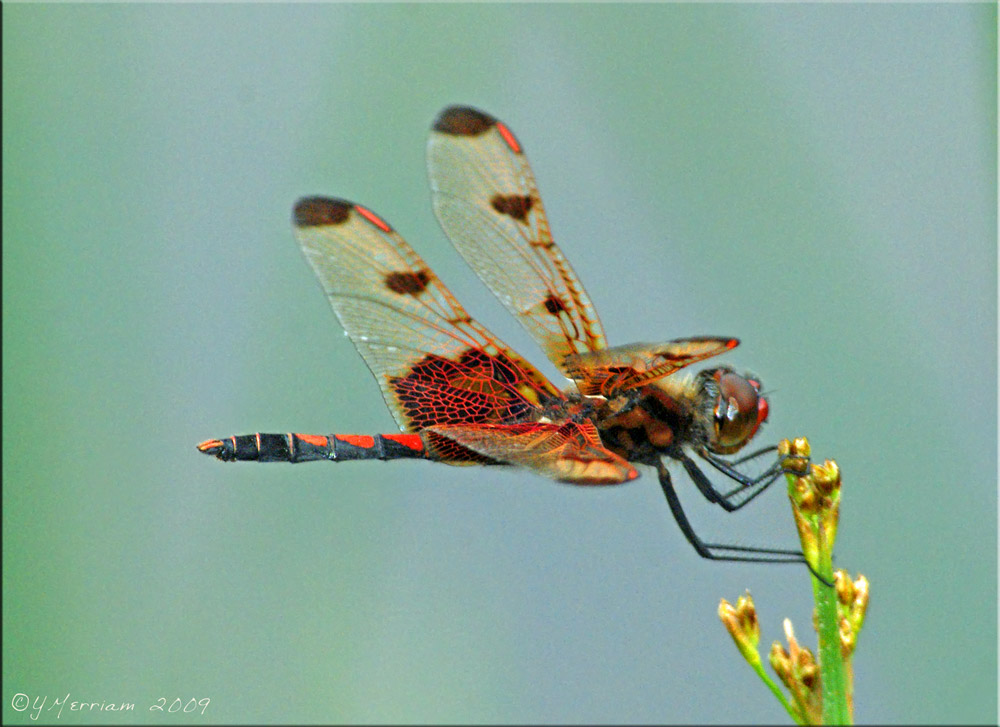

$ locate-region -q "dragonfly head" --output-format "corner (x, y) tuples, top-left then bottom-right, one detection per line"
(700, 367), (768, 455)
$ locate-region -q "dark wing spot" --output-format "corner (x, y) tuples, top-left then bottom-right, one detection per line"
(543, 295), (567, 315)
(491, 193), (533, 222)
(433, 106), (496, 136)
(385, 269), (431, 295)
(660, 351), (691, 362)
(294, 197), (352, 227)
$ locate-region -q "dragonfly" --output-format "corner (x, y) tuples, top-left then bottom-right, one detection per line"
(198, 105), (810, 569)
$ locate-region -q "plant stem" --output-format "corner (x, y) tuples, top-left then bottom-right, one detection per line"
(812, 536), (851, 725)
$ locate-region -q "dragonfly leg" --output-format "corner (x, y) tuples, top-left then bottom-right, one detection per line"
(654, 459), (808, 565)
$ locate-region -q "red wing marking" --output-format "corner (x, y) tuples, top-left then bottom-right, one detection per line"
(293, 196), (561, 432)
(564, 337), (740, 396)
(495, 122), (521, 153)
(426, 420), (639, 484)
(354, 204), (392, 232)
(428, 106), (608, 375)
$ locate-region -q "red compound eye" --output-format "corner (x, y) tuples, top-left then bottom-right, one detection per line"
(711, 371), (766, 451)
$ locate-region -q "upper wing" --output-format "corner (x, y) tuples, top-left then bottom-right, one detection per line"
(563, 338), (740, 396)
(427, 105), (607, 375)
(293, 196), (561, 432)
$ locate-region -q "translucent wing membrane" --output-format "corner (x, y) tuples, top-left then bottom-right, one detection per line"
(428, 106), (608, 374)
(563, 337), (740, 396)
(427, 420), (638, 484)
(293, 197), (559, 431)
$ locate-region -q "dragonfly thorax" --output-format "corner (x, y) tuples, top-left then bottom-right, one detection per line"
(588, 366), (767, 462)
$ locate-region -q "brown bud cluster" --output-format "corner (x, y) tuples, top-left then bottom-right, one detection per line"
(834, 570), (870, 658)
(719, 592), (761, 661)
(769, 619), (823, 724)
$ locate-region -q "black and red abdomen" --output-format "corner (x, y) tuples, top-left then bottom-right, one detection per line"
(197, 433), (427, 463)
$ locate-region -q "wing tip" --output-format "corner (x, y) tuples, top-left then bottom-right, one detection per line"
(293, 196), (354, 228)
(432, 105), (497, 136)
(293, 197), (395, 233)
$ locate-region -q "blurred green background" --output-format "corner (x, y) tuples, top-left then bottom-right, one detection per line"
(3, 4), (996, 724)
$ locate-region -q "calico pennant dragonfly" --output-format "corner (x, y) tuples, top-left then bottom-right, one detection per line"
(198, 105), (809, 568)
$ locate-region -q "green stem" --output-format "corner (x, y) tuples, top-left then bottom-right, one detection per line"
(751, 659), (804, 725)
(812, 529), (851, 724)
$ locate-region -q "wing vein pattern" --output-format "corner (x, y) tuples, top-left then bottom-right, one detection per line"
(294, 197), (559, 433)
(428, 106), (608, 375)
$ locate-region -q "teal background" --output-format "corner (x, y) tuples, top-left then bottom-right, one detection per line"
(3, 4), (996, 724)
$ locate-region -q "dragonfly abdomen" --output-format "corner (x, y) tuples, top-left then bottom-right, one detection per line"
(196, 432), (426, 463)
